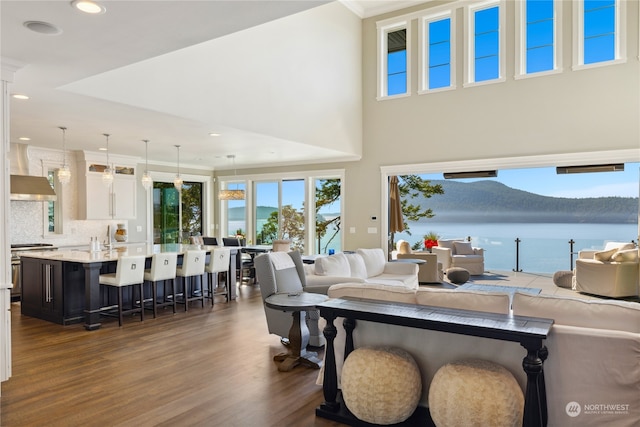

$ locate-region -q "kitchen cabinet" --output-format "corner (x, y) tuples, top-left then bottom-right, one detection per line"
(21, 257), (85, 325)
(78, 151), (138, 220)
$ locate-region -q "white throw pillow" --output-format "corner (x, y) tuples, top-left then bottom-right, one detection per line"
(453, 241), (474, 255)
(345, 253), (368, 279)
(437, 240), (455, 250)
(315, 253), (351, 276)
(594, 247), (618, 262)
(356, 248), (386, 277)
(611, 248), (639, 262)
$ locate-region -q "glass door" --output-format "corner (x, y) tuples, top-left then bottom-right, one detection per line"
(153, 181), (203, 244)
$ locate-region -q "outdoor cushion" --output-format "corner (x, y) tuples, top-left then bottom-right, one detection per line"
(594, 247), (618, 262)
(611, 248), (638, 263)
(453, 241), (474, 255)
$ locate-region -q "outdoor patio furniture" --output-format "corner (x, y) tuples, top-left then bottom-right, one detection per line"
(432, 239), (484, 275)
(573, 242), (638, 298)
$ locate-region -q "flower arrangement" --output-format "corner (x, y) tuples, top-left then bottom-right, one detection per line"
(423, 231), (440, 251)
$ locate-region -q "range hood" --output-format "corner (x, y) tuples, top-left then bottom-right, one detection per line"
(10, 175), (57, 202)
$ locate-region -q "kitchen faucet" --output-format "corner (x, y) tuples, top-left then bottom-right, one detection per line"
(105, 224), (113, 250)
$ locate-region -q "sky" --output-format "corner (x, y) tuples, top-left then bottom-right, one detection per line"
(420, 163), (640, 198)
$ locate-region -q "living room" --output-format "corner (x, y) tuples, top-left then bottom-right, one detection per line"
(1, 0), (639, 425)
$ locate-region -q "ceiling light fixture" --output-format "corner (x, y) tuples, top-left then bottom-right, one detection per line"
(218, 155), (245, 200)
(71, 0), (106, 14)
(12, 94), (29, 100)
(18, 137), (30, 141)
(57, 126), (71, 185)
(174, 145), (183, 192)
(102, 133), (114, 187)
(209, 132), (221, 137)
(141, 139), (152, 191)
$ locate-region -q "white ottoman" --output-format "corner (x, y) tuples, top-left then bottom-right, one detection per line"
(341, 346), (422, 425)
(429, 359), (524, 427)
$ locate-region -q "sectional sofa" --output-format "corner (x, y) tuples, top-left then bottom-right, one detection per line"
(318, 283), (640, 427)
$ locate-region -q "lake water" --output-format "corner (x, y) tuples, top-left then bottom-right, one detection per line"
(394, 222), (639, 274)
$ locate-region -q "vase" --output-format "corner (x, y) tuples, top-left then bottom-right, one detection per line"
(114, 223), (128, 242)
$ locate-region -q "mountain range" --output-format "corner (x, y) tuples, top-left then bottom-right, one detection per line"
(418, 180), (638, 224)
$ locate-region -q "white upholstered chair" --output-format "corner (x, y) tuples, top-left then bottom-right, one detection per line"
(176, 250), (206, 311)
(205, 247), (231, 304)
(395, 240), (443, 283)
(99, 255), (146, 326)
(573, 242), (639, 298)
(432, 239), (485, 275)
(144, 252), (178, 317)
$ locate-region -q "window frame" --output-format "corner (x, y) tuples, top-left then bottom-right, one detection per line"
(41, 161), (64, 236)
(573, 0), (627, 71)
(463, 0), (506, 88)
(377, 19), (411, 100)
(418, 10), (456, 94)
(515, 0), (563, 80)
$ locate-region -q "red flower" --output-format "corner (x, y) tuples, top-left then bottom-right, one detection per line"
(425, 239), (438, 249)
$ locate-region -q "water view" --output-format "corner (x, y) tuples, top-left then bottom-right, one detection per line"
(395, 222), (638, 274)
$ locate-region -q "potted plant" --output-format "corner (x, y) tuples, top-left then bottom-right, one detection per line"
(423, 231), (440, 252)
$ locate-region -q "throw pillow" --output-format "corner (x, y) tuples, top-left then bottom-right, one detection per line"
(594, 247), (618, 262)
(611, 248), (639, 262)
(356, 248), (386, 277)
(437, 240), (455, 250)
(453, 241), (474, 255)
(315, 253), (351, 276)
(345, 253), (368, 279)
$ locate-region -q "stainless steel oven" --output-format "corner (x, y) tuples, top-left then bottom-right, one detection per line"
(10, 244), (57, 301)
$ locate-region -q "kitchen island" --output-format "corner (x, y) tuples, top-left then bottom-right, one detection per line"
(19, 244), (238, 330)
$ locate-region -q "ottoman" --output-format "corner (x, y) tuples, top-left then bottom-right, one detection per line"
(341, 346), (422, 425)
(553, 270), (573, 289)
(429, 359), (524, 427)
(447, 267), (470, 285)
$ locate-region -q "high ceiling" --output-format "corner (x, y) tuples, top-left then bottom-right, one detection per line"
(1, 0), (429, 171)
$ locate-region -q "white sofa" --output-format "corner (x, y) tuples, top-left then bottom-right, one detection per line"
(303, 248), (418, 294)
(432, 239), (485, 275)
(319, 283), (640, 427)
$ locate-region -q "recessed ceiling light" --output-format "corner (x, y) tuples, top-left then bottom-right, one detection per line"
(98, 147), (107, 151)
(19, 137), (31, 141)
(12, 94), (29, 100)
(23, 21), (62, 35)
(209, 133), (221, 137)
(71, 0), (106, 14)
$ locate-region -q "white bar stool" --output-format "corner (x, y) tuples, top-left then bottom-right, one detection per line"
(205, 248), (231, 304)
(144, 252), (178, 317)
(176, 250), (206, 311)
(99, 255), (146, 326)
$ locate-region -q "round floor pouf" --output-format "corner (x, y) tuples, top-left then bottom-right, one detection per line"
(341, 346), (422, 425)
(429, 359), (524, 427)
(553, 270), (573, 289)
(447, 267), (470, 285)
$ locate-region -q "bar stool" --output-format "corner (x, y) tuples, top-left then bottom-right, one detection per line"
(144, 252), (178, 318)
(99, 255), (146, 326)
(176, 250), (206, 311)
(205, 247), (231, 304)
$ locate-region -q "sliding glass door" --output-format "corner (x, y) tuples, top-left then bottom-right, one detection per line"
(153, 181), (203, 244)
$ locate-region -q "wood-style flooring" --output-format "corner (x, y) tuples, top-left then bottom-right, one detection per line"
(1, 284), (345, 427)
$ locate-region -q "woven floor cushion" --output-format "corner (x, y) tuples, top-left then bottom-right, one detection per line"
(429, 359), (524, 427)
(341, 346), (421, 425)
(447, 267), (470, 285)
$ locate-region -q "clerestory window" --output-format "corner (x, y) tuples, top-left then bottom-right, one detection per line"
(465, 1), (505, 86)
(419, 12), (455, 93)
(516, 0), (562, 78)
(377, 20), (410, 99)
(574, 0), (627, 69)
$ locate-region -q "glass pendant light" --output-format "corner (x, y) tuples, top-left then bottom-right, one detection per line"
(57, 126), (71, 184)
(141, 139), (152, 191)
(102, 133), (114, 187)
(174, 145), (183, 191)
(218, 154), (245, 200)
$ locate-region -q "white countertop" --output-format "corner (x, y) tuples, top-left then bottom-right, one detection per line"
(18, 244), (226, 264)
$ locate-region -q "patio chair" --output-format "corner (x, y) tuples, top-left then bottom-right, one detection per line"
(573, 242), (639, 298)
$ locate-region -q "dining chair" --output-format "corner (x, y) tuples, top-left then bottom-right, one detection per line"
(205, 247), (231, 304)
(223, 237), (255, 284)
(176, 250), (206, 311)
(202, 237), (218, 246)
(99, 255), (146, 326)
(144, 252), (178, 317)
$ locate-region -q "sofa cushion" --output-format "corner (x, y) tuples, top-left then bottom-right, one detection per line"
(437, 240), (456, 250)
(512, 292), (640, 333)
(328, 282), (417, 304)
(611, 248), (638, 262)
(345, 253), (368, 279)
(274, 267), (303, 293)
(594, 247), (618, 262)
(357, 248), (386, 277)
(315, 253), (350, 277)
(453, 241), (474, 255)
(415, 287), (510, 314)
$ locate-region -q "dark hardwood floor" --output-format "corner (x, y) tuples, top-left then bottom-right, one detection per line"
(1, 284), (345, 427)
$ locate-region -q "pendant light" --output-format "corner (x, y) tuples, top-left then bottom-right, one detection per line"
(57, 126), (71, 185)
(141, 139), (152, 191)
(174, 144), (183, 191)
(218, 154), (245, 200)
(102, 133), (114, 187)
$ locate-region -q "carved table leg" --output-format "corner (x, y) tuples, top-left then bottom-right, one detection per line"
(521, 340), (546, 427)
(320, 312), (339, 412)
(343, 317), (356, 360)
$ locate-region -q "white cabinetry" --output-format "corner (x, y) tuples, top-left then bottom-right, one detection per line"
(78, 151), (138, 220)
